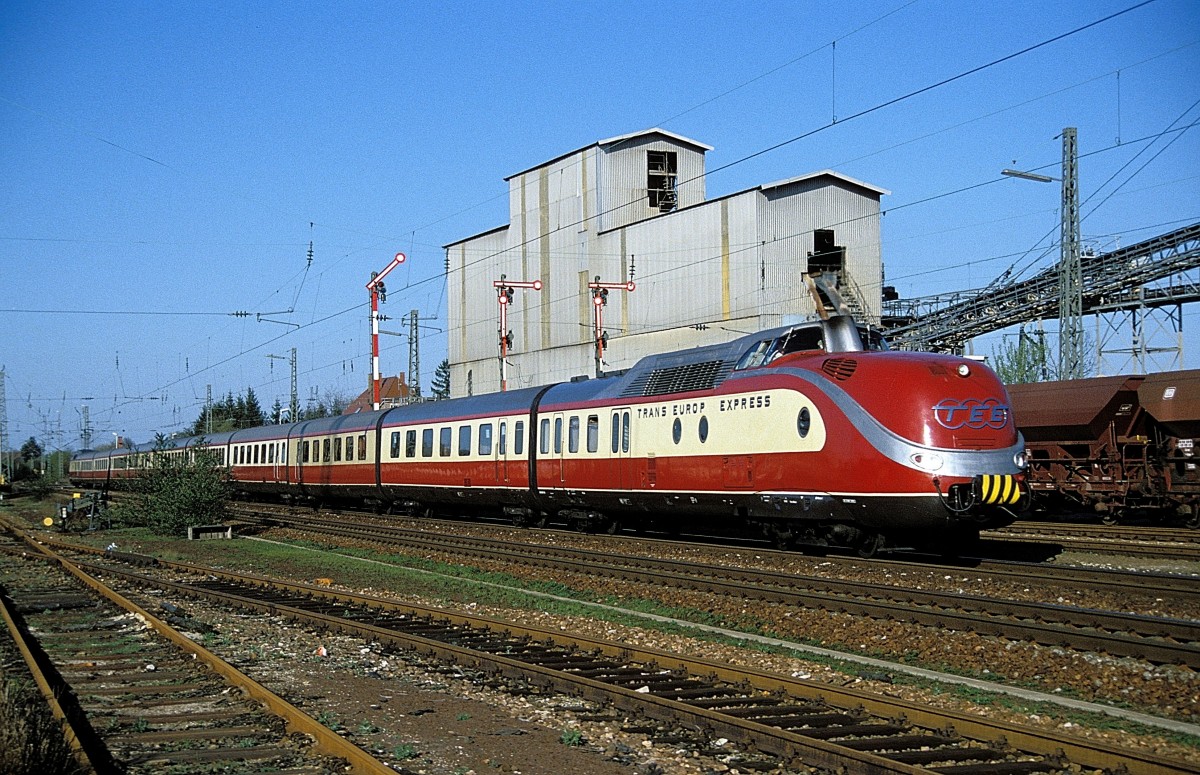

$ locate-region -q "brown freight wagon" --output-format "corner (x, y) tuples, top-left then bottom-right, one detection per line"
(1007, 370), (1199, 526)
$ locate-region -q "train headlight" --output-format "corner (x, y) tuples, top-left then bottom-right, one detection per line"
(956, 363), (971, 377)
(910, 452), (944, 471)
(1014, 450), (1029, 469)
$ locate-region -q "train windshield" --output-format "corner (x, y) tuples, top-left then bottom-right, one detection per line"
(734, 325), (888, 370)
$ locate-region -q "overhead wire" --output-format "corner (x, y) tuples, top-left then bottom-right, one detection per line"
(31, 0), (1188, 437)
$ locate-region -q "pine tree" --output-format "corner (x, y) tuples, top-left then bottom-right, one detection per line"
(431, 359), (451, 399)
(243, 387), (266, 426)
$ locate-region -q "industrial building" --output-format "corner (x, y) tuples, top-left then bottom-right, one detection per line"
(443, 128), (888, 397)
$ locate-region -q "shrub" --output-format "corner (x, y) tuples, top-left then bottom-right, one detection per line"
(111, 436), (231, 536)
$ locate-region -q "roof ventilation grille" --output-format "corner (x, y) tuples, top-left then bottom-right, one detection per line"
(622, 360), (731, 397)
(821, 358), (858, 381)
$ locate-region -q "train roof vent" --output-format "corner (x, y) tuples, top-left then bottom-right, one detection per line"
(822, 357), (858, 381)
(621, 359), (731, 397)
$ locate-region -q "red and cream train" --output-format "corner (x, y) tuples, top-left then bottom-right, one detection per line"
(70, 316), (1028, 554)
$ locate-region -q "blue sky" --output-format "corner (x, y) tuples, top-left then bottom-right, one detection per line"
(2, 0), (1198, 449)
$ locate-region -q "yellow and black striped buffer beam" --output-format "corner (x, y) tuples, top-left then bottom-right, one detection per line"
(976, 474), (1023, 505)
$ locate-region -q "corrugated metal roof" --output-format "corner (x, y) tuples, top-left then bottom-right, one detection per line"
(443, 223), (508, 250)
(503, 127), (712, 181)
(762, 170), (891, 197)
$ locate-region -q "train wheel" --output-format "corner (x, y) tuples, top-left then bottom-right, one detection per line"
(604, 518), (622, 535)
(1186, 506), (1200, 530)
(764, 524), (795, 550)
(856, 534), (884, 559)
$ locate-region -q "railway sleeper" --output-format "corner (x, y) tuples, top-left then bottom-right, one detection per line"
(887, 747), (1005, 766)
(800, 721), (910, 740)
(837, 731), (962, 751)
(926, 759), (1066, 775)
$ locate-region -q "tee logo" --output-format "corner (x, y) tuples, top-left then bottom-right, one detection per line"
(933, 398), (1010, 430)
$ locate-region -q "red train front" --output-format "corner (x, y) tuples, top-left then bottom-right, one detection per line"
(530, 314), (1028, 555)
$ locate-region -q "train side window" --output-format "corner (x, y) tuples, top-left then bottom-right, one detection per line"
(302, 441), (310, 463)
(797, 407), (811, 438)
(253, 445), (259, 465)
(358, 434), (367, 460)
(281, 442), (287, 464)
(586, 415), (599, 453)
(611, 414), (620, 453)
(347, 436), (356, 461)
(323, 438), (330, 462)
(672, 418), (682, 444)
(439, 427), (452, 457)
(539, 418), (550, 454)
(568, 416), (580, 453)
(622, 411), (631, 453)
(390, 431), (401, 459)
(261, 443), (267, 463)
(479, 423), (493, 456)
(269, 444), (275, 464)
(334, 437), (342, 462)
(514, 421), (525, 455)
(422, 428), (434, 457)
(699, 416), (709, 443)
(498, 421), (507, 456)
(458, 425), (472, 456)
(406, 430), (417, 458)
(554, 417), (563, 454)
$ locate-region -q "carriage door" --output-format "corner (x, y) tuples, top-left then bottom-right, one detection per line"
(552, 413), (566, 484)
(609, 408), (632, 489)
(497, 421), (509, 484)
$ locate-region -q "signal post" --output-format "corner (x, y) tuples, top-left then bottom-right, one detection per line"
(493, 275), (542, 391)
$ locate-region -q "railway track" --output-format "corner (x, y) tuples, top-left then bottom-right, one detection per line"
(232, 504), (1200, 595)
(234, 509), (1200, 668)
(42, 538), (1197, 775)
(0, 520), (393, 775)
(992, 521), (1200, 560)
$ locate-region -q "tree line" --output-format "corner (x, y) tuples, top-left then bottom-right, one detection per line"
(187, 387), (356, 435)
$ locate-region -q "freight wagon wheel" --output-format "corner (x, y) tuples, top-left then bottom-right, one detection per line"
(1186, 506), (1200, 530)
(604, 518), (622, 535)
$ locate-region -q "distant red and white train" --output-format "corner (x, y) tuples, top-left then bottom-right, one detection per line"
(71, 315), (1028, 555)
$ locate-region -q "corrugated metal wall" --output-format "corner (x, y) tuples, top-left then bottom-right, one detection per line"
(595, 136), (706, 232)
(761, 179), (883, 321)
(447, 135), (884, 397)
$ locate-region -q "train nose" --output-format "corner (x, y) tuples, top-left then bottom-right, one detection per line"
(974, 474), (1024, 506)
